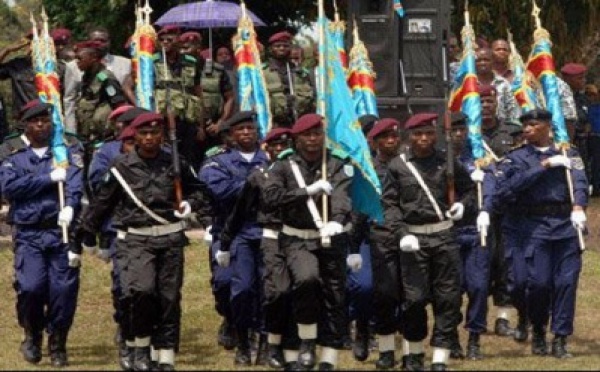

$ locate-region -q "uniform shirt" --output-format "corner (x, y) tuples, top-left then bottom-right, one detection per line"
(0, 56), (37, 119)
(494, 144), (588, 239)
(262, 150), (353, 230)
(80, 67), (127, 108)
(79, 147), (205, 231)
(381, 148), (474, 241)
(0, 140), (84, 225)
(88, 140), (122, 193)
(482, 120), (516, 158)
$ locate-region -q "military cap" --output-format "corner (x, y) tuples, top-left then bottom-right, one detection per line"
(224, 111), (256, 128)
(130, 112), (165, 130)
(158, 25), (181, 37)
(404, 112), (438, 130)
(450, 112), (467, 126)
(268, 31), (292, 44)
(478, 84), (497, 97)
(108, 105), (135, 121)
(291, 113), (324, 134)
(74, 40), (106, 53)
(368, 118), (400, 140)
(21, 100), (52, 122)
(116, 107), (151, 124)
(519, 108), (552, 124)
(359, 114), (379, 136)
(561, 63), (587, 76)
(507, 122), (523, 137)
(179, 31), (202, 43)
(263, 127), (292, 144)
(118, 125), (136, 141)
(50, 28), (72, 44)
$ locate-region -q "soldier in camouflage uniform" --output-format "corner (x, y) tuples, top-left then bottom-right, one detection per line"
(263, 32), (315, 129)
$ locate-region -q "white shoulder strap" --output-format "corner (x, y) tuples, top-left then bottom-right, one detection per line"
(289, 159), (324, 229)
(400, 153), (445, 222)
(482, 140), (500, 161)
(110, 167), (170, 225)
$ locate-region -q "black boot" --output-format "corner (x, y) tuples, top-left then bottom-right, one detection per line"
(234, 333), (252, 366)
(494, 318), (515, 337)
(298, 339), (317, 369)
(133, 346), (152, 371)
(514, 315), (530, 343)
(430, 363), (447, 371)
(551, 336), (573, 359)
(353, 321), (370, 362)
(20, 330), (42, 364)
(119, 340), (135, 371)
(404, 353), (425, 371)
(255, 334), (269, 366)
(531, 327), (548, 356)
(217, 319), (237, 350)
(267, 344), (285, 369)
(318, 362), (335, 370)
(158, 363), (175, 371)
(284, 361), (304, 371)
(48, 330), (69, 368)
(375, 350), (395, 370)
(449, 333), (464, 360)
(466, 332), (482, 360)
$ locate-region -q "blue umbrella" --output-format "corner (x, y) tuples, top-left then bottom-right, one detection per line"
(155, 0), (266, 29)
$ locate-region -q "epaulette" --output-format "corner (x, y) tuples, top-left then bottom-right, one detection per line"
(183, 54), (197, 64)
(331, 148), (349, 160)
(277, 148), (295, 159)
(262, 63), (269, 70)
(299, 67), (310, 76)
(204, 145), (227, 158)
(65, 131), (82, 146)
(152, 52), (161, 61)
(96, 71), (108, 82)
(6, 137), (27, 154)
(3, 132), (21, 141)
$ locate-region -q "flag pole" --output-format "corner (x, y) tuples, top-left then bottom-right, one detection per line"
(318, 0), (330, 245)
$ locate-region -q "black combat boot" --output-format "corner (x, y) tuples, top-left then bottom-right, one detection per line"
(466, 332), (482, 360)
(267, 343), (285, 369)
(298, 339), (317, 369)
(318, 362), (335, 370)
(531, 326), (548, 356)
(20, 329), (42, 364)
(494, 318), (515, 337)
(119, 340), (135, 371)
(353, 320), (370, 362)
(48, 329), (69, 368)
(374, 350), (395, 370)
(217, 318), (236, 350)
(430, 363), (447, 371)
(255, 334), (269, 366)
(403, 353), (425, 371)
(234, 331), (252, 366)
(449, 333), (464, 360)
(551, 335), (573, 359)
(514, 314), (530, 343)
(133, 346), (152, 371)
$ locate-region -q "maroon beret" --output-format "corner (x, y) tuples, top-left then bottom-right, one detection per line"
(74, 40), (106, 53)
(368, 118), (400, 140)
(478, 84), (497, 97)
(158, 25), (181, 37)
(108, 105), (135, 121)
(292, 114), (324, 134)
(20, 99), (42, 116)
(179, 31), (202, 43)
(404, 112), (438, 130)
(269, 31), (292, 44)
(118, 125), (136, 141)
(561, 63), (587, 76)
(50, 28), (72, 44)
(263, 127), (292, 144)
(130, 112), (165, 130)
(21, 100), (52, 122)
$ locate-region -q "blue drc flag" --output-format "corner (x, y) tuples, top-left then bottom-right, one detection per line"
(394, 0), (405, 17)
(318, 16), (384, 223)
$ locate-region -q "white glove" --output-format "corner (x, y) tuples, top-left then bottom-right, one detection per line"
(546, 155), (572, 169)
(204, 225), (213, 243)
(50, 167), (67, 183)
(399, 234), (420, 252)
(320, 221), (344, 237)
(470, 168), (485, 183)
(445, 202), (465, 221)
(571, 210), (586, 230)
(57, 206), (74, 227)
(306, 180), (333, 196)
(346, 254), (363, 272)
(174, 201), (192, 219)
(68, 251), (81, 268)
(215, 249), (231, 268)
(477, 211), (490, 236)
(97, 249), (111, 263)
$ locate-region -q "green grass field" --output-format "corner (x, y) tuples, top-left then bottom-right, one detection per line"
(1, 202), (600, 370)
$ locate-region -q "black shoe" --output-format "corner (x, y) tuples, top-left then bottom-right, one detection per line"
(48, 330), (69, 368)
(119, 342), (135, 371)
(494, 318), (515, 337)
(430, 363), (447, 371)
(401, 355), (408, 370)
(514, 316), (530, 343)
(267, 344), (285, 369)
(341, 334), (353, 350)
(284, 361), (304, 371)
(449, 339), (464, 360)
(375, 350), (395, 370)
(217, 319), (237, 351)
(255, 335), (269, 366)
(158, 363), (175, 371)
(133, 346), (152, 371)
(318, 362), (334, 370)
(531, 328), (548, 356)
(234, 346), (252, 366)
(466, 333), (482, 360)
(551, 336), (573, 359)
(298, 339), (317, 369)
(353, 328), (370, 362)
(404, 353), (425, 371)
(20, 330), (42, 364)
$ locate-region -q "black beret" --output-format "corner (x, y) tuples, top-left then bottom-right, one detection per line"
(519, 109), (552, 124)
(450, 112), (467, 126)
(359, 114), (379, 136)
(22, 101), (52, 122)
(224, 111), (256, 128)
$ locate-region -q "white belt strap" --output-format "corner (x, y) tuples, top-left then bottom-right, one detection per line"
(110, 167), (170, 225)
(400, 154), (445, 222)
(482, 140), (500, 161)
(289, 160), (324, 229)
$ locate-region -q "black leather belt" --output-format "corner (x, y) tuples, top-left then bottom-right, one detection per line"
(19, 219), (58, 229)
(513, 203), (571, 216)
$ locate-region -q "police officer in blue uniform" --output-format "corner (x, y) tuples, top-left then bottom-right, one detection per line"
(494, 108), (588, 358)
(200, 111), (270, 365)
(0, 100), (84, 367)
